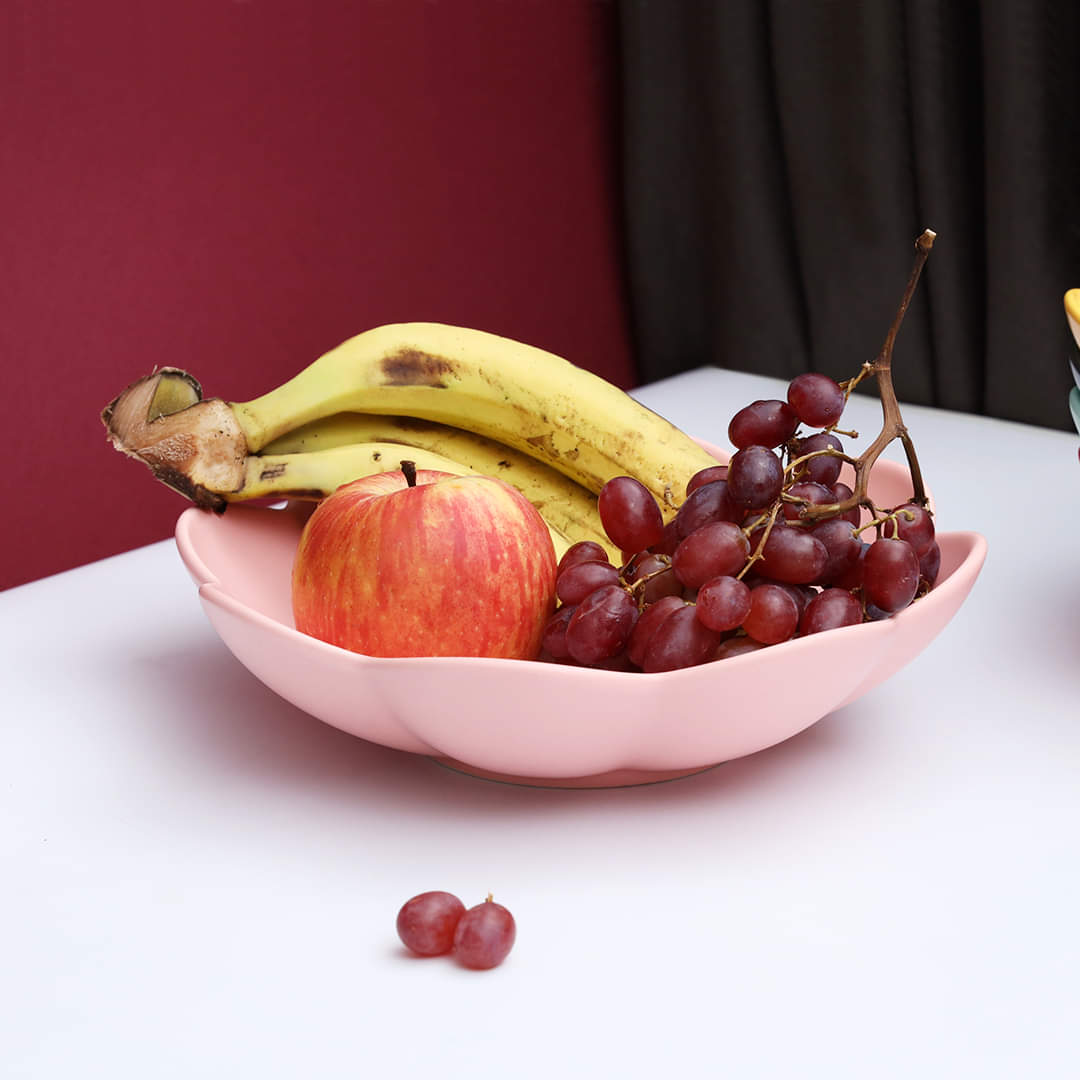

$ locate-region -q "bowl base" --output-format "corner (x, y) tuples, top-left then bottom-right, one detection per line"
(430, 757), (721, 789)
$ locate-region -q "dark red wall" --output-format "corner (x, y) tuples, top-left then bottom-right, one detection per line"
(2, 1), (633, 591)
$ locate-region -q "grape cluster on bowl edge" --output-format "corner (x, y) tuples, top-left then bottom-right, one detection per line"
(540, 372), (940, 673)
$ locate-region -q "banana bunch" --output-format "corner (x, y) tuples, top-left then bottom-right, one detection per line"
(101, 322), (721, 561)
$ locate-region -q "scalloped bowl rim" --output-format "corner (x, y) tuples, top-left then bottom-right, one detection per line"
(174, 446), (987, 783)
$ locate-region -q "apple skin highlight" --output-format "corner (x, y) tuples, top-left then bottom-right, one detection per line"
(291, 469), (557, 659)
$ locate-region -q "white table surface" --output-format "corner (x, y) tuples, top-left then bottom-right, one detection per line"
(3, 367), (1079, 1079)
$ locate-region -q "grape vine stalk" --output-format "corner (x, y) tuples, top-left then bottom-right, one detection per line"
(798, 228), (935, 523)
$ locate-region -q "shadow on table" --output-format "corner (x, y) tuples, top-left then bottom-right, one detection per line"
(127, 631), (877, 825)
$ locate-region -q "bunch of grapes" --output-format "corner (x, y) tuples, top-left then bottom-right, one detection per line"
(541, 372), (940, 673)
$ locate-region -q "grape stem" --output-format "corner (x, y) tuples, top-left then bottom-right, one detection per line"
(853, 507), (911, 540)
(800, 229), (935, 521)
(623, 557), (675, 609)
(784, 446), (860, 479)
(738, 502), (782, 579)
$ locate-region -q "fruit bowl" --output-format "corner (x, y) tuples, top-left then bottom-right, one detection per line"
(174, 450), (986, 787)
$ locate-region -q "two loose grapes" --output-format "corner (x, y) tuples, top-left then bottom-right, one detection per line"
(396, 891), (516, 969)
(540, 371), (940, 673)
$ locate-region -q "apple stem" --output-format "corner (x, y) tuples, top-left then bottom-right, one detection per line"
(400, 460), (418, 487)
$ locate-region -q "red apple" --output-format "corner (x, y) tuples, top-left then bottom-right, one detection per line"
(291, 466), (557, 659)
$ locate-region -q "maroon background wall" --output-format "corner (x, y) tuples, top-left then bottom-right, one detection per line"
(2, 0), (633, 591)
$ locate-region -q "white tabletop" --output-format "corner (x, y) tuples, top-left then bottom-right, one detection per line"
(3, 367), (1079, 1079)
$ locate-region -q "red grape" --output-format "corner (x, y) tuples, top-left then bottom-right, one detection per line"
(557, 541), (609, 574)
(541, 604), (577, 660)
(650, 519), (682, 556)
(800, 588), (863, 635)
(695, 575), (752, 632)
(728, 399), (799, 449)
(641, 604), (723, 672)
(397, 891), (466, 956)
(782, 481), (834, 521)
(831, 541), (868, 590)
(626, 595), (685, 667)
(811, 518), (863, 585)
(556, 559), (620, 605)
(890, 503), (935, 554)
(598, 476), (665, 553)
(565, 584), (639, 665)
(828, 481), (862, 525)
(686, 464), (728, 496)
(791, 432), (844, 486)
(919, 540), (942, 587)
(672, 521), (751, 589)
(590, 650), (635, 672)
(675, 480), (743, 538)
(742, 584), (799, 644)
(756, 524), (829, 585)
(787, 372), (845, 427)
(727, 446), (785, 509)
(453, 896), (516, 970)
(863, 538), (920, 613)
(713, 636), (769, 661)
(775, 582), (816, 618)
(621, 552), (682, 603)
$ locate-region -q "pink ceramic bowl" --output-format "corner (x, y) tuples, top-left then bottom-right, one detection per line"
(174, 451), (986, 787)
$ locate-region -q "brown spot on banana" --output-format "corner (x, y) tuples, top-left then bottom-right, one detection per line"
(379, 348), (457, 388)
(525, 432), (559, 458)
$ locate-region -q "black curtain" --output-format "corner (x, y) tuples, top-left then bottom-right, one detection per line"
(616, 0), (1080, 430)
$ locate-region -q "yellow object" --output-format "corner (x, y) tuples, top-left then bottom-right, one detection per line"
(260, 413), (614, 559)
(1064, 289), (1080, 351)
(234, 441), (601, 564)
(231, 323), (719, 517)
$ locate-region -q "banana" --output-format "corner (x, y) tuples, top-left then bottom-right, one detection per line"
(101, 324), (720, 527)
(259, 411), (613, 552)
(261, 412), (493, 456)
(238, 443), (576, 563)
(99, 369), (615, 557)
(235, 442), (471, 501)
(229, 324), (719, 515)
(236, 440), (614, 562)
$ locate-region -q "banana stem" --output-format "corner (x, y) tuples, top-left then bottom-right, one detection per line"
(99, 367), (248, 511)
